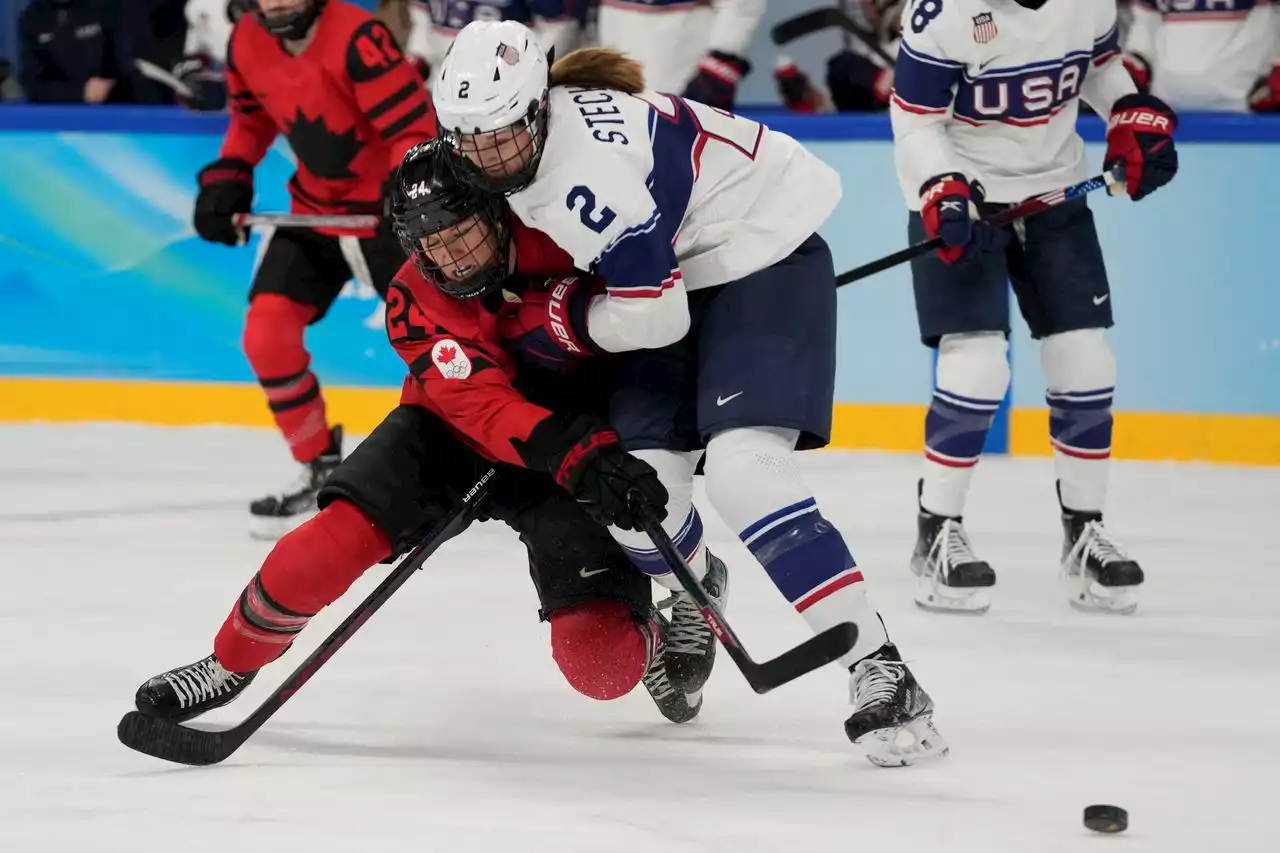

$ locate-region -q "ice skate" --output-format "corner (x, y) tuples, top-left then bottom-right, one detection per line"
(134, 654), (257, 724)
(1060, 495), (1143, 615)
(656, 549), (728, 694)
(249, 425), (343, 540)
(911, 487), (996, 614)
(640, 610), (701, 724)
(845, 643), (948, 767)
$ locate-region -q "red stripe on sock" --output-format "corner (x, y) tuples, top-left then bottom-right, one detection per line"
(794, 570), (865, 613)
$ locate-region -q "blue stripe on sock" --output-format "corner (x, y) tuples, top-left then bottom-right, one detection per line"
(742, 508), (855, 603)
(926, 395), (997, 461)
(739, 497), (816, 543)
(623, 506), (704, 577)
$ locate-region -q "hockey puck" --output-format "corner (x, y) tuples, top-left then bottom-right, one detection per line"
(1083, 804), (1128, 834)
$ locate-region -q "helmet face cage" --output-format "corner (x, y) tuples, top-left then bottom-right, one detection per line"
(441, 97), (548, 196)
(257, 0), (326, 39)
(391, 147), (510, 301)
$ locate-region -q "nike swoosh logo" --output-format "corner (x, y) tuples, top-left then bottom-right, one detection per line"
(1093, 294), (1110, 306)
(716, 392), (744, 406)
(579, 567), (610, 578)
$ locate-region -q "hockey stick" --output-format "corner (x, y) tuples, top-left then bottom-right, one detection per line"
(835, 166), (1126, 287)
(232, 213), (380, 229)
(636, 506), (859, 695)
(772, 7), (896, 68)
(134, 58), (195, 98)
(116, 468), (497, 766)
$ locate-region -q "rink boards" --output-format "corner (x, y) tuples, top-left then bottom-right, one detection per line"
(0, 109), (1275, 464)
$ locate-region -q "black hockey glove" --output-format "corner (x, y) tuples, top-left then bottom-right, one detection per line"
(682, 51), (751, 111)
(194, 158), (254, 245)
(516, 413), (669, 531)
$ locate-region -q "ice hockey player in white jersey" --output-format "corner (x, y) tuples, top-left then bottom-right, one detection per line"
(168, 0), (255, 111)
(596, 0), (765, 108)
(405, 0), (585, 83)
(431, 20), (949, 767)
(1122, 1), (1280, 112)
(890, 0), (1180, 615)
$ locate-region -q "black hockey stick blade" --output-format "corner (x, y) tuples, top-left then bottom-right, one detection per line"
(772, 7), (895, 67)
(117, 468), (498, 766)
(636, 505), (857, 694)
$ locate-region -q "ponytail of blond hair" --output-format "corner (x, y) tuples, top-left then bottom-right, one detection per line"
(549, 47), (645, 94)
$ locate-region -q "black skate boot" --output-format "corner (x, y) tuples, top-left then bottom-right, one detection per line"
(656, 549), (728, 695)
(249, 425), (343, 540)
(1059, 484), (1143, 615)
(640, 610), (701, 724)
(845, 643), (948, 767)
(134, 654), (257, 724)
(911, 482), (996, 614)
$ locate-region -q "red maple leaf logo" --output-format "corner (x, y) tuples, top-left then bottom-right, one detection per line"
(436, 344), (457, 364)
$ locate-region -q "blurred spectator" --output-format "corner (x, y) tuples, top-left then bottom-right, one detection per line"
(0, 58), (23, 101)
(775, 1), (901, 114)
(18, 0), (123, 104)
(118, 0), (191, 103)
(166, 0), (254, 112)
(1124, 0), (1280, 113)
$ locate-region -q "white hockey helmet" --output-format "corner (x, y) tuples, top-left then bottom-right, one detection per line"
(434, 20), (550, 194)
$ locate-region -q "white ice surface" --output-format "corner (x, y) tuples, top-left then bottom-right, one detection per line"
(1, 424), (1277, 853)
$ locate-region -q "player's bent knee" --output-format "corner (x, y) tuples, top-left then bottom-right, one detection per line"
(1040, 328), (1115, 390)
(936, 332), (1011, 399)
(242, 294), (315, 377)
(702, 427), (802, 511)
(549, 601), (648, 701)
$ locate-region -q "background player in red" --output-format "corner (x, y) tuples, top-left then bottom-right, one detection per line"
(192, 0), (435, 539)
(133, 141), (710, 730)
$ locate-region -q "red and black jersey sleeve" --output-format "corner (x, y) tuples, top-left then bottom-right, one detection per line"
(511, 216), (578, 277)
(220, 28), (280, 166)
(343, 18), (436, 172)
(386, 270), (554, 468)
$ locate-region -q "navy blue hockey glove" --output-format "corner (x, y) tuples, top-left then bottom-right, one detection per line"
(172, 55), (227, 112)
(826, 50), (892, 112)
(194, 158), (254, 246)
(919, 174), (1005, 264)
(682, 51), (751, 110)
(1105, 93), (1178, 201)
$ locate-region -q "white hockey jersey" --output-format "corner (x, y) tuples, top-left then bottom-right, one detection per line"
(408, 0), (584, 79)
(1126, 0), (1280, 112)
(890, 0), (1136, 208)
(596, 0), (766, 93)
(507, 86), (842, 352)
(184, 0), (235, 64)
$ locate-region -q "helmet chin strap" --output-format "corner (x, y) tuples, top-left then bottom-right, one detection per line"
(259, 0), (327, 41)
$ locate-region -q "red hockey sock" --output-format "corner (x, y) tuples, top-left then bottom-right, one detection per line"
(549, 601), (648, 701)
(243, 293), (330, 463)
(214, 500), (391, 672)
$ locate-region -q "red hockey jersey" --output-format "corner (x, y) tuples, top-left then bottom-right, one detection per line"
(222, 1), (435, 234)
(388, 220), (589, 468)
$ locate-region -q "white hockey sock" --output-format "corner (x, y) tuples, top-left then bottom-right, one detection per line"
(608, 449), (707, 591)
(1042, 329), (1115, 512)
(704, 427), (888, 666)
(921, 333), (1011, 518)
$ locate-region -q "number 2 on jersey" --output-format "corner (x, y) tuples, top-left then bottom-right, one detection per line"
(566, 186), (617, 234)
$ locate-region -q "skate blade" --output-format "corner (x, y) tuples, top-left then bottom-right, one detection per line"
(1063, 574), (1139, 615)
(914, 576), (991, 615)
(248, 511), (315, 541)
(857, 714), (950, 768)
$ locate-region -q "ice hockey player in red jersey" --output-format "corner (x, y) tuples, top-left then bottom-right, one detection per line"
(134, 140), (712, 729)
(192, 0), (434, 539)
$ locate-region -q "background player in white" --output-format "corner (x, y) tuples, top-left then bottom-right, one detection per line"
(431, 20), (948, 766)
(890, 0), (1179, 615)
(1122, 0), (1280, 112)
(596, 0), (765, 109)
(169, 0), (255, 111)
(405, 0), (586, 84)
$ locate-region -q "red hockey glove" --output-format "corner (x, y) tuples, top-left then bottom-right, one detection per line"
(506, 276), (601, 370)
(516, 414), (669, 531)
(1105, 93), (1178, 201)
(919, 174), (1004, 264)
(774, 57), (824, 113)
(682, 51), (751, 110)
(1121, 52), (1151, 94)
(1249, 64), (1280, 112)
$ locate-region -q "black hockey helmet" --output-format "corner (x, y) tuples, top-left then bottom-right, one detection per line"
(391, 139), (511, 300)
(255, 0), (327, 40)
